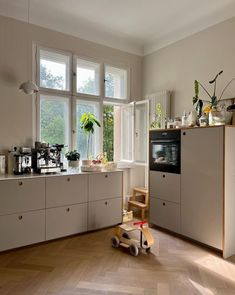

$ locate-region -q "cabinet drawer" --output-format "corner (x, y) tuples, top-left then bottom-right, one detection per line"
(149, 171), (180, 203)
(46, 203), (87, 240)
(0, 178), (45, 215)
(0, 210), (45, 251)
(89, 172), (122, 201)
(46, 175), (88, 208)
(150, 197), (180, 233)
(88, 198), (122, 230)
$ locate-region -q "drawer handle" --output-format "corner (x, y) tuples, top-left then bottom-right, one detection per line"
(163, 202), (166, 206)
(105, 201), (108, 205)
(105, 174), (108, 178)
(18, 181), (23, 186)
(67, 178), (70, 182)
(18, 215), (23, 220)
(66, 208), (70, 212)
(162, 174), (165, 178)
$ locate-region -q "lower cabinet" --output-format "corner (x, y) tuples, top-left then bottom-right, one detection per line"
(0, 210), (45, 251)
(150, 197), (180, 234)
(46, 203), (88, 240)
(88, 197), (122, 231)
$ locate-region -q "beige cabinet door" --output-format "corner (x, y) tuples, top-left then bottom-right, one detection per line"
(149, 171), (180, 203)
(0, 210), (45, 251)
(46, 203), (87, 240)
(89, 172), (122, 201)
(181, 127), (223, 249)
(150, 197), (180, 233)
(88, 198), (122, 230)
(46, 175), (88, 208)
(0, 178), (45, 216)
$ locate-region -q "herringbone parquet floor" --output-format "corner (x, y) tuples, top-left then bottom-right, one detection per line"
(1, 227), (235, 295)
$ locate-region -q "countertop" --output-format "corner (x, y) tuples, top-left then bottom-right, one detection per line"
(0, 169), (122, 181)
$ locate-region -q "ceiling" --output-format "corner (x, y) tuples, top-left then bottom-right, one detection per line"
(1, 0), (235, 55)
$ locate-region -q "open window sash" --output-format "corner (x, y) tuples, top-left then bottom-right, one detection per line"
(120, 100), (149, 164)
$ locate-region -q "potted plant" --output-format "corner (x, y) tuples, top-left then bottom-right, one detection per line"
(80, 112), (101, 165)
(65, 150), (80, 168)
(193, 71), (235, 125)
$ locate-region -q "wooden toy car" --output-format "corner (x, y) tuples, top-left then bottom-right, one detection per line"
(111, 221), (154, 256)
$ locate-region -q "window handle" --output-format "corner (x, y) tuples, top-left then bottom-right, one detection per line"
(73, 72), (76, 77)
(104, 79), (107, 83)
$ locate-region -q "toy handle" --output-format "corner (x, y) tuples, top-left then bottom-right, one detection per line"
(133, 220), (147, 228)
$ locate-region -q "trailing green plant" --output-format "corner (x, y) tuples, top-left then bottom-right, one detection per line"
(80, 112), (101, 158)
(65, 150), (80, 161)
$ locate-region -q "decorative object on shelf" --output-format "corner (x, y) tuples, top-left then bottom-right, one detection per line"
(150, 103), (162, 129)
(80, 112), (101, 159)
(192, 70), (235, 126)
(199, 113), (208, 127)
(19, 0), (39, 95)
(181, 110), (188, 127)
(187, 109), (197, 126)
(65, 150), (80, 168)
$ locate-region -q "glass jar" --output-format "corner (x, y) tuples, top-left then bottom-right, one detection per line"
(209, 108), (225, 126)
(199, 113), (208, 126)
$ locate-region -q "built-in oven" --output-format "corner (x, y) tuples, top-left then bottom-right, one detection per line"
(149, 130), (181, 174)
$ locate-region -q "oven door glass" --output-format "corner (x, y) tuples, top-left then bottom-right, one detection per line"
(150, 140), (180, 173)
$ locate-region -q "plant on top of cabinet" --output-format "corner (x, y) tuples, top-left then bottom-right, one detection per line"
(150, 103), (162, 129)
(65, 150), (80, 168)
(192, 71), (235, 125)
(80, 112), (101, 160)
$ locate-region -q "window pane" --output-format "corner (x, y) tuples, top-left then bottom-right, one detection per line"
(121, 104), (134, 161)
(40, 49), (70, 91)
(103, 105), (114, 161)
(105, 65), (127, 100)
(76, 100), (101, 160)
(76, 59), (100, 95)
(40, 95), (69, 147)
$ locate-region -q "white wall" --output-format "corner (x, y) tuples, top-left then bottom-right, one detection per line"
(0, 15), (142, 152)
(143, 17), (235, 118)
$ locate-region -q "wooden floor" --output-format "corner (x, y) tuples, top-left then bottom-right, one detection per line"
(1, 227), (235, 295)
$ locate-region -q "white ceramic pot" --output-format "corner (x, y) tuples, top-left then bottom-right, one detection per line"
(68, 160), (80, 168)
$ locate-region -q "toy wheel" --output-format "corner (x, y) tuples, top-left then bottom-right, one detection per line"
(122, 232), (130, 239)
(129, 244), (139, 256)
(111, 236), (120, 248)
(143, 240), (151, 252)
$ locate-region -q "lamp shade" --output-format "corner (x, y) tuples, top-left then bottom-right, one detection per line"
(19, 80), (39, 95)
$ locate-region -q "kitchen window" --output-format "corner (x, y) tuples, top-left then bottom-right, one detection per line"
(36, 46), (130, 160)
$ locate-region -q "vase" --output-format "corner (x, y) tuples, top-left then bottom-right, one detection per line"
(68, 160), (80, 168)
(209, 109), (225, 126)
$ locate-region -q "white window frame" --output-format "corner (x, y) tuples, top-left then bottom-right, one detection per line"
(35, 45), (131, 154)
(36, 93), (72, 149)
(73, 55), (103, 100)
(72, 96), (103, 159)
(104, 63), (130, 104)
(36, 46), (73, 96)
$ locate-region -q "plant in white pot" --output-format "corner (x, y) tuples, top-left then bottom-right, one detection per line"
(80, 112), (101, 166)
(65, 150), (80, 168)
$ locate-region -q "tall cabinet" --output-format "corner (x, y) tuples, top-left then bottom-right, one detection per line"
(181, 127), (223, 250)
(150, 126), (235, 258)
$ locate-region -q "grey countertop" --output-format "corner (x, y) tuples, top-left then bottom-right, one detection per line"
(0, 169), (122, 181)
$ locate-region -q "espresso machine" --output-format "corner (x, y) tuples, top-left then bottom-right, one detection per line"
(11, 147), (32, 175)
(32, 142), (64, 174)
